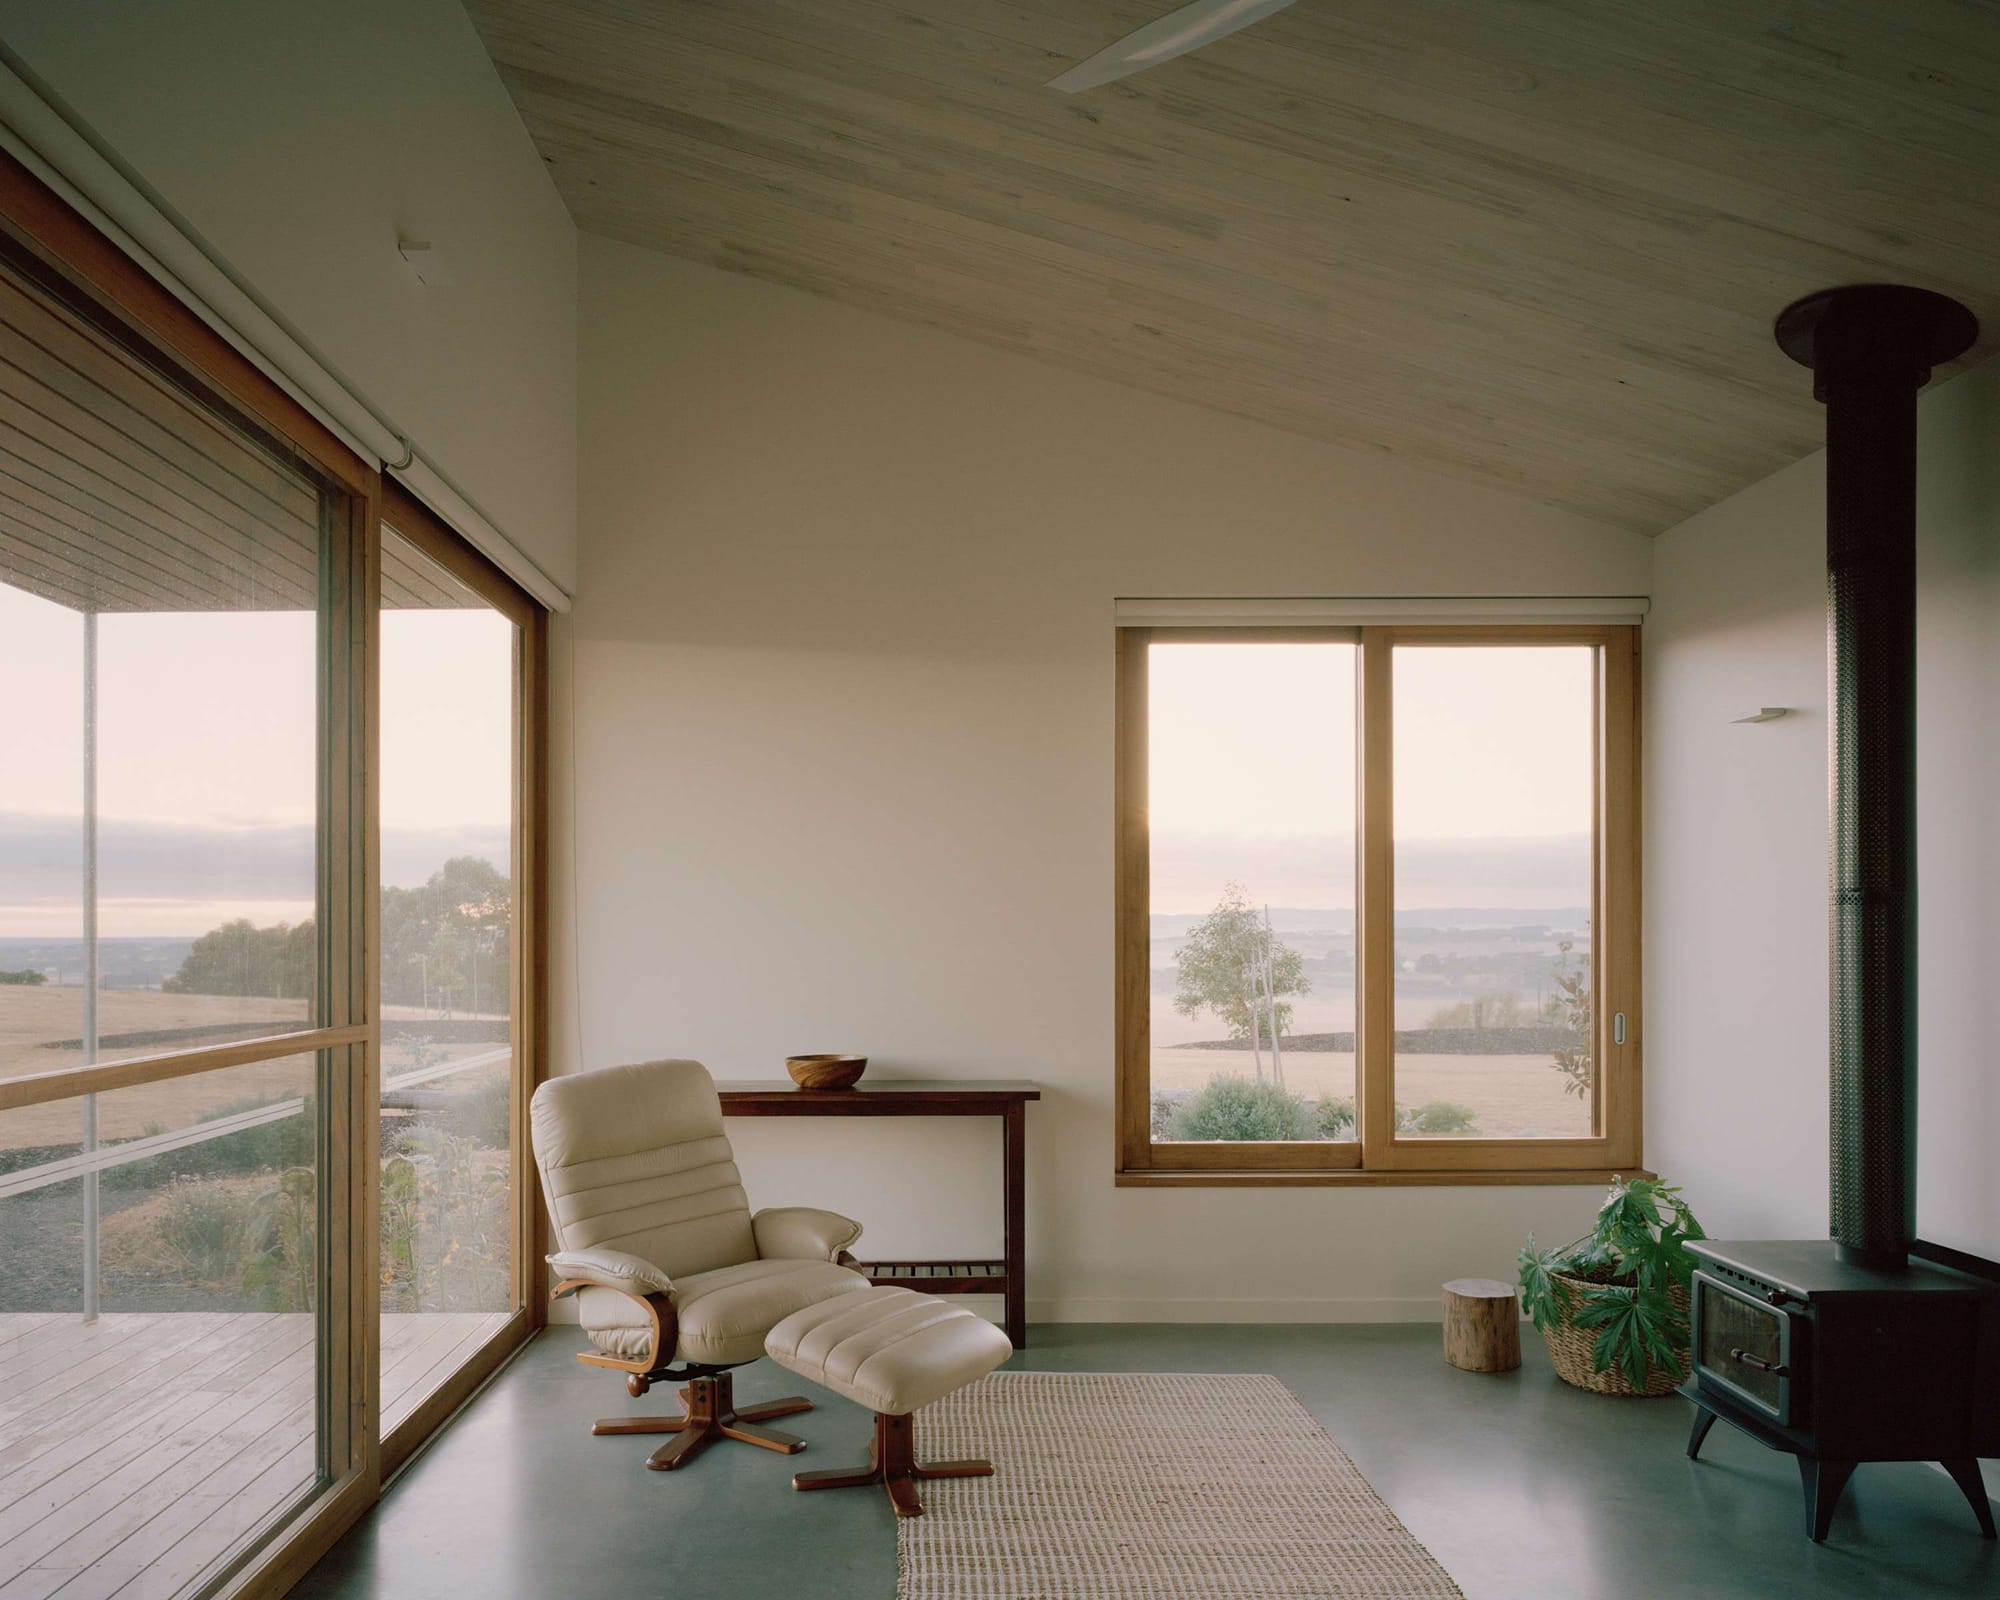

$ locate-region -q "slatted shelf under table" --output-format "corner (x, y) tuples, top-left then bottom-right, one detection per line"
(713, 1079), (1039, 1347)
(858, 1261), (1008, 1295)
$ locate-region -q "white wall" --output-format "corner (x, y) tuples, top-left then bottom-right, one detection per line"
(0, 0), (578, 593)
(1646, 358), (2000, 1259)
(559, 236), (1655, 1322)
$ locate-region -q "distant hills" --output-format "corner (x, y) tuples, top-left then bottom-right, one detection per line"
(1149, 831), (1592, 919)
(0, 810), (507, 942)
(1150, 905), (1590, 938)
(0, 935), (192, 989)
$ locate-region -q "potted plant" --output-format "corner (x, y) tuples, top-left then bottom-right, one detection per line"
(1517, 1177), (1706, 1397)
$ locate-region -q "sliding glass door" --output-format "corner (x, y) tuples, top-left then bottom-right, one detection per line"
(0, 150), (546, 1595)
(0, 244), (363, 1597)
(375, 505), (537, 1460)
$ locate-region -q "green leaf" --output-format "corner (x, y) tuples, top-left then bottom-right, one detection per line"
(1571, 1285), (1642, 1378)
(1570, 1282), (1688, 1387)
(1624, 1233), (1683, 1293)
(1517, 1237), (1574, 1331)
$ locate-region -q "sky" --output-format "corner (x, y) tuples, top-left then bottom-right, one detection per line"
(0, 580), (513, 938)
(1148, 640), (1593, 914)
(4, 599), (1593, 936)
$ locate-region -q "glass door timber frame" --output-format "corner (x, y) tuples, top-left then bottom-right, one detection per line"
(1115, 622), (1643, 1187)
(375, 481), (548, 1480)
(0, 148), (546, 1595)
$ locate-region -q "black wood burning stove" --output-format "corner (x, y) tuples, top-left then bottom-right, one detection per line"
(1685, 1239), (1998, 1539)
(1678, 285), (2000, 1543)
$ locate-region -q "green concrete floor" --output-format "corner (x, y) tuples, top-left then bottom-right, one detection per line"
(294, 1323), (1997, 1600)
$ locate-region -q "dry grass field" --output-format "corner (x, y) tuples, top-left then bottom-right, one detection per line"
(2, 990), (310, 1153)
(0, 989), (505, 1153)
(1, 988), (307, 1080)
(1152, 1045), (1592, 1139)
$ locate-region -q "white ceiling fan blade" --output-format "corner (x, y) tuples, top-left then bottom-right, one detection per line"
(1046, 0), (1297, 93)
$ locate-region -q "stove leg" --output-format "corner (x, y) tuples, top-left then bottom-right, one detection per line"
(1940, 1459), (1997, 1540)
(1685, 1403), (1718, 1461)
(1800, 1457), (1856, 1543)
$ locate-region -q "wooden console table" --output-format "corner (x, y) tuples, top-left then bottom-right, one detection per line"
(714, 1079), (1040, 1348)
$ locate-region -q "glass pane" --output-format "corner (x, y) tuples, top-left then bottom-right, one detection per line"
(377, 529), (519, 1437)
(1391, 646), (1596, 1138)
(1698, 1281), (1784, 1411)
(0, 264), (321, 1100)
(1148, 641), (1358, 1144)
(0, 1053), (322, 1595)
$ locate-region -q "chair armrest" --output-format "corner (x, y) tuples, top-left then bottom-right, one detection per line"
(549, 1248), (679, 1375)
(752, 1206), (864, 1262)
(546, 1246), (675, 1299)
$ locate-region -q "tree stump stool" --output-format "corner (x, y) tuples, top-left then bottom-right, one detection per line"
(1442, 1277), (1521, 1372)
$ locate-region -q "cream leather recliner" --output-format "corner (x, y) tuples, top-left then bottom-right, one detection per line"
(530, 1058), (870, 1472)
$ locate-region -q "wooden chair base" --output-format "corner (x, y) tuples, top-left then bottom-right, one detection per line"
(792, 1410), (992, 1518)
(592, 1372), (813, 1472)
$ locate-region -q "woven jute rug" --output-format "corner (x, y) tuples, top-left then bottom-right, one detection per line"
(898, 1371), (1463, 1598)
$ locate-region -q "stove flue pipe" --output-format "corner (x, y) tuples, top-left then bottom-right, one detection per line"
(1775, 285), (1977, 1270)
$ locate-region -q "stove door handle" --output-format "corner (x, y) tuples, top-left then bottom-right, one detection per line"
(1729, 1348), (1790, 1376)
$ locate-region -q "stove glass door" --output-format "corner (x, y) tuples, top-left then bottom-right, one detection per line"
(1695, 1273), (1793, 1424)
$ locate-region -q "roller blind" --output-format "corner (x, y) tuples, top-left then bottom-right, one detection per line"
(1114, 596), (1649, 627)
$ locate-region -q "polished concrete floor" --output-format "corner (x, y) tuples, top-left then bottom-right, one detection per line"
(296, 1323), (1997, 1600)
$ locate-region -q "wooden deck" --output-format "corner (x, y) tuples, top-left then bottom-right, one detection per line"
(0, 1311), (510, 1600)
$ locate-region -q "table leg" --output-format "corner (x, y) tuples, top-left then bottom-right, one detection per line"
(1003, 1100), (1026, 1349)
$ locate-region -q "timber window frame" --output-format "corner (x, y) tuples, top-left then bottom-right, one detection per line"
(1115, 622), (1643, 1187)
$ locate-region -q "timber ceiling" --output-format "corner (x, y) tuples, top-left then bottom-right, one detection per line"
(467, 0), (2000, 531)
(0, 267), (476, 615)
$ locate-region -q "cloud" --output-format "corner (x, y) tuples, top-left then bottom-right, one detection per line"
(0, 811), (509, 929)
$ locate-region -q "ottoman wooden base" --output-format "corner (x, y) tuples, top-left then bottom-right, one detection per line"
(792, 1410), (992, 1517)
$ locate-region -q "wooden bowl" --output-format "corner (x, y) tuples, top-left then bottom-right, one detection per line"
(786, 1053), (868, 1091)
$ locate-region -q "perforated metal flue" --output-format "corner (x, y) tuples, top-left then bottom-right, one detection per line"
(1824, 384), (1917, 1263)
(1776, 285), (1978, 1268)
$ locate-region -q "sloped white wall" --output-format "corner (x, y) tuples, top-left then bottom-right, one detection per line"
(0, 0), (577, 592)
(560, 236), (1656, 1321)
(1646, 358), (2000, 1259)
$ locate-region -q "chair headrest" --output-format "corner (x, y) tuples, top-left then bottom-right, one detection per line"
(529, 1058), (723, 1171)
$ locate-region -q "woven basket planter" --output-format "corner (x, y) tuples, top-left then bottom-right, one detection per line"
(1539, 1272), (1690, 1398)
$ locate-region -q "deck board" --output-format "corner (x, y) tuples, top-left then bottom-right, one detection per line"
(0, 1311), (510, 1600)
(0, 1317), (288, 1491)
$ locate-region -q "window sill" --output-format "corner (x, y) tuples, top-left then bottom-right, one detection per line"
(1115, 1166), (1654, 1189)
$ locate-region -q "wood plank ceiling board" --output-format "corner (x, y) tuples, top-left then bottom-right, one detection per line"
(0, 268), (476, 614)
(466, 0), (2000, 531)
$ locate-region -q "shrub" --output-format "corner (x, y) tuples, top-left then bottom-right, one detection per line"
(1167, 1076), (1315, 1142)
(244, 1168), (316, 1313)
(1312, 1096), (1477, 1138)
(106, 1094), (316, 1190)
(1316, 1094), (1355, 1138)
(1397, 1100), (1478, 1135)
(383, 1126), (509, 1312)
(156, 1178), (275, 1289)
(444, 1075), (511, 1149)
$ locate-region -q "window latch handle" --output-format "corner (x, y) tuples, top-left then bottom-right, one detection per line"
(1613, 1012), (1627, 1046)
